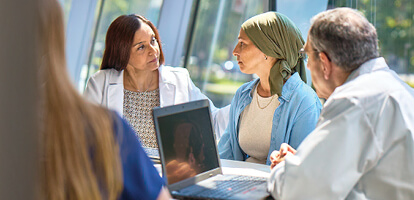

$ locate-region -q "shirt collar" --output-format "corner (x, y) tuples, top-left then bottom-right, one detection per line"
(240, 72), (302, 102)
(345, 57), (389, 83)
(279, 72), (302, 102)
(241, 78), (260, 98)
(158, 65), (177, 85)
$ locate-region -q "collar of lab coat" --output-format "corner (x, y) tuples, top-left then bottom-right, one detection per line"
(106, 65), (177, 114)
(345, 57), (388, 84)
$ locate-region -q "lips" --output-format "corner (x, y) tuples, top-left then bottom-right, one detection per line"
(149, 57), (158, 63)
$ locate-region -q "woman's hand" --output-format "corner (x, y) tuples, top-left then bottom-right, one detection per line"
(270, 143), (297, 169)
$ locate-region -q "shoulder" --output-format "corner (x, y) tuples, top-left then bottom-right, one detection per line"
(111, 111), (130, 136)
(160, 65), (189, 76)
(329, 70), (412, 111)
(235, 79), (258, 96)
(110, 111), (165, 200)
(89, 69), (121, 81)
(91, 68), (120, 77)
(289, 80), (321, 109)
(90, 69), (123, 87)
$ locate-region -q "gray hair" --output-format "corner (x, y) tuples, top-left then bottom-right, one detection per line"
(309, 7), (379, 72)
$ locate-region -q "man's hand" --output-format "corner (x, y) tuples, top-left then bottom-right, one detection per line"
(270, 143), (297, 169)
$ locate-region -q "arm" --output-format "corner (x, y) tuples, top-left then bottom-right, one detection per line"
(114, 114), (166, 200)
(156, 187), (172, 200)
(217, 127), (234, 160)
(213, 104), (230, 140)
(287, 101), (321, 149)
(268, 98), (381, 200)
(185, 71), (230, 139)
(217, 91), (242, 160)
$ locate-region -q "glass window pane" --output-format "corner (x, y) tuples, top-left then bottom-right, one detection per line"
(60, 0), (72, 26)
(83, 0), (164, 88)
(328, 0), (414, 88)
(186, 0), (269, 107)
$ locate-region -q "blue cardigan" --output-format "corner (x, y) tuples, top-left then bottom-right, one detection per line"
(218, 73), (321, 165)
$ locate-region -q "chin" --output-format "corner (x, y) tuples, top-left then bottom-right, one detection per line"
(239, 67), (248, 74)
(149, 62), (160, 70)
(240, 69), (252, 75)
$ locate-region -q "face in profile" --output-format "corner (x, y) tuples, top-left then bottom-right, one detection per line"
(304, 35), (328, 99)
(127, 21), (160, 72)
(233, 28), (265, 75)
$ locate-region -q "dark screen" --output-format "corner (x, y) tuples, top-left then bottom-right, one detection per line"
(157, 107), (219, 185)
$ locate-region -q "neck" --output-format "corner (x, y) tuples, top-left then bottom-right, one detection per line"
(324, 65), (351, 99)
(124, 67), (158, 92)
(256, 58), (280, 97)
(257, 78), (271, 97)
(256, 70), (291, 97)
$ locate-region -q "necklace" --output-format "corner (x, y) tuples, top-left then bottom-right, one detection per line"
(255, 84), (275, 109)
(126, 73), (154, 93)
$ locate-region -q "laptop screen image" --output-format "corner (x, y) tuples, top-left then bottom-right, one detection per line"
(155, 103), (220, 185)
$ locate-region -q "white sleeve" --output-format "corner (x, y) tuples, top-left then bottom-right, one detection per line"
(268, 97), (382, 200)
(212, 104), (230, 141)
(185, 72), (230, 140)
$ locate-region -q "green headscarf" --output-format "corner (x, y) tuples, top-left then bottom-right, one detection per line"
(241, 12), (306, 96)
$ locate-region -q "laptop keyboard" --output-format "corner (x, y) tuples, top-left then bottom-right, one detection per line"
(193, 175), (267, 199)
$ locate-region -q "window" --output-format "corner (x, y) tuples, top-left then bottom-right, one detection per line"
(60, 0), (72, 25)
(328, 0), (414, 87)
(185, 0), (269, 107)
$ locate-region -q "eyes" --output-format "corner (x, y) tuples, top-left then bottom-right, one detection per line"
(235, 41), (245, 50)
(136, 36), (157, 52)
(151, 37), (157, 44)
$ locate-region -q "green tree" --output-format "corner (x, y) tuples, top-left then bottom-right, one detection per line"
(328, 0), (414, 73)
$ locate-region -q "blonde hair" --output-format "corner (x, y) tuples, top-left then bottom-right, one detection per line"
(38, 0), (123, 199)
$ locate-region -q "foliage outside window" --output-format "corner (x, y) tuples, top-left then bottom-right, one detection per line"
(329, 0), (414, 86)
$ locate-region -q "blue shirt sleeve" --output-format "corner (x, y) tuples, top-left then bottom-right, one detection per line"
(112, 113), (164, 200)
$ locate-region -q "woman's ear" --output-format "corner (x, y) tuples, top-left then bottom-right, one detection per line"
(319, 52), (332, 80)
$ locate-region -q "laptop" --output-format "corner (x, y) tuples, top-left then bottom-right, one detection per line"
(153, 99), (270, 200)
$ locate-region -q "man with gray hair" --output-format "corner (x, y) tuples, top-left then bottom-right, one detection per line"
(267, 7), (414, 199)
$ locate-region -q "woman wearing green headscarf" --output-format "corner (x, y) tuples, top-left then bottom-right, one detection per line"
(218, 12), (321, 165)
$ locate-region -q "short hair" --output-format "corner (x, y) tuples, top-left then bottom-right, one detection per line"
(309, 7), (379, 72)
(100, 14), (165, 71)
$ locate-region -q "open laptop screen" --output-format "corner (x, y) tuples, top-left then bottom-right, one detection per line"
(155, 103), (220, 185)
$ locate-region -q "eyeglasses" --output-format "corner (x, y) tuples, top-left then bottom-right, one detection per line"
(299, 48), (308, 62)
(299, 48), (320, 62)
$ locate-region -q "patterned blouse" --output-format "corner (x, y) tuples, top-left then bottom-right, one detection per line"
(123, 88), (160, 148)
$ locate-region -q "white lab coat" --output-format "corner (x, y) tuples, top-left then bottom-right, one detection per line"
(268, 57), (414, 200)
(84, 65), (229, 138)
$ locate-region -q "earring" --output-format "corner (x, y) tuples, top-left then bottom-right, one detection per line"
(265, 56), (268, 60)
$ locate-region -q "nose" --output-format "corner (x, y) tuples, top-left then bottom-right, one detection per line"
(233, 44), (239, 57)
(148, 43), (158, 56)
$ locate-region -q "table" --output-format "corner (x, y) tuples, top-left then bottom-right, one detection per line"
(221, 159), (271, 177)
(154, 159), (271, 178)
